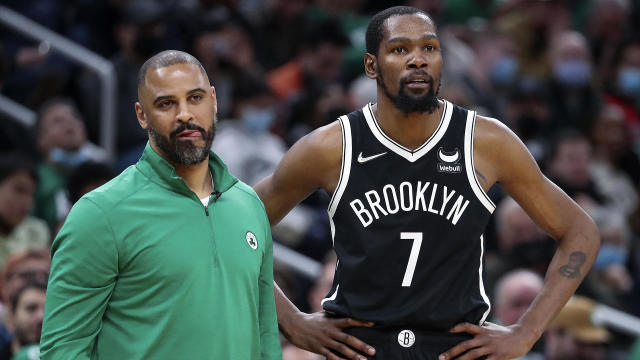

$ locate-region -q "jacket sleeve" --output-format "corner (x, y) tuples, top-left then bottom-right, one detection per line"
(40, 198), (118, 360)
(258, 212), (283, 360)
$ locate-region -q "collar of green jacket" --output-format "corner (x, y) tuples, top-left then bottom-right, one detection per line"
(135, 142), (238, 197)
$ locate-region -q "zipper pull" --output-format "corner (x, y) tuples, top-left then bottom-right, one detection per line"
(205, 203), (210, 216)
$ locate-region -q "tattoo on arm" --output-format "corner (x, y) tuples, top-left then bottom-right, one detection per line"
(558, 251), (586, 279)
(474, 168), (488, 188)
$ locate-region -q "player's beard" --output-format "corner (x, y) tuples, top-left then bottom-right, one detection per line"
(378, 70), (440, 115)
(148, 117), (216, 165)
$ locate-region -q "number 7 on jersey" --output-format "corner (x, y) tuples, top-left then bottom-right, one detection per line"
(401, 232), (423, 287)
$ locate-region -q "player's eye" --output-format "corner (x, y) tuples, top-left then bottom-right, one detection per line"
(425, 44), (435, 51)
(191, 94), (203, 102)
(392, 46), (406, 54)
(158, 100), (173, 109)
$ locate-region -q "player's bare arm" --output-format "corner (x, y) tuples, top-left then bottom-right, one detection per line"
(254, 122), (376, 360)
(440, 116), (600, 360)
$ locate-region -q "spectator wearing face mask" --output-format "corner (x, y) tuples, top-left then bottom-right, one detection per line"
(32, 98), (108, 231)
(546, 30), (602, 133)
(604, 41), (640, 143)
(212, 75), (284, 187)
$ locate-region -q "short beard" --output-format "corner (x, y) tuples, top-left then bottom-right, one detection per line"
(149, 119), (216, 165)
(378, 70), (440, 115)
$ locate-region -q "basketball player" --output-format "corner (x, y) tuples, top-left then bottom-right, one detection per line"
(254, 6), (600, 360)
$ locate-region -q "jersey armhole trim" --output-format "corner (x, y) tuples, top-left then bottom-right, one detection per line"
(328, 116), (352, 218)
(464, 111), (496, 213)
(478, 235), (491, 324)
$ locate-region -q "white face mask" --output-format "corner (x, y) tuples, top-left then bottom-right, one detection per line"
(241, 107), (276, 133)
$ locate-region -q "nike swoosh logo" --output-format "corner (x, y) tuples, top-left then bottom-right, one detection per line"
(357, 152), (387, 163)
(438, 148), (460, 163)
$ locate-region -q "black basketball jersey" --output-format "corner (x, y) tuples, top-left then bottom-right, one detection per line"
(322, 101), (495, 331)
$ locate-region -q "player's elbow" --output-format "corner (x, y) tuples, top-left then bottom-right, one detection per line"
(566, 211), (601, 259)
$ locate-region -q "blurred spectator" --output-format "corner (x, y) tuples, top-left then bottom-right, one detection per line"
(592, 212), (633, 295)
(32, 98), (108, 230)
(544, 296), (610, 360)
(212, 76), (285, 186)
(461, 30), (520, 119)
(589, 104), (639, 215)
(604, 41), (640, 143)
(0, 155), (49, 269)
(0, 249), (49, 360)
(545, 129), (605, 212)
(253, 0), (308, 70)
(0, 248), (50, 307)
(493, 269), (543, 327)
(267, 17), (350, 101)
(585, 0), (633, 83)
(493, 0), (570, 79)
(193, 23), (264, 119)
(0, 280), (46, 360)
(546, 31), (601, 132)
(306, 0), (370, 82)
(348, 75), (377, 109)
(85, 0), (182, 169)
(443, 0), (496, 24)
(66, 162), (115, 206)
(485, 196), (554, 302)
(492, 269), (544, 360)
(286, 83), (352, 145)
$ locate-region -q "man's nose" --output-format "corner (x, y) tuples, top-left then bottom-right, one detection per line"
(408, 50), (428, 69)
(176, 101), (194, 122)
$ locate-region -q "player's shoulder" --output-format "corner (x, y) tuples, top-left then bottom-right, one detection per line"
(473, 114), (521, 151)
(293, 119), (343, 157)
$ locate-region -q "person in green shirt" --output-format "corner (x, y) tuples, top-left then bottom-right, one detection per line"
(40, 50), (282, 360)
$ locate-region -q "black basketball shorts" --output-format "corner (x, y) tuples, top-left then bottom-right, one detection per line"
(344, 327), (488, 360)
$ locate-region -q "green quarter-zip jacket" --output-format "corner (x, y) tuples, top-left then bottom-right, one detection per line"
(40, 144), (282, 360)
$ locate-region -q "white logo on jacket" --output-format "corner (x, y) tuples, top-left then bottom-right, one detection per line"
(246, 232), (258, 250)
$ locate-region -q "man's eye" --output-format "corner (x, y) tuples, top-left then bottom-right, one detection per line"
(159, 101), (172, 109)
(191, 94), (202, 102)
(392, 47), (406, 54)
(425, 45), (435, 51)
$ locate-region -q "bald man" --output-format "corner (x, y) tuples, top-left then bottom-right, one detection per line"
(40, 50), (282, 360)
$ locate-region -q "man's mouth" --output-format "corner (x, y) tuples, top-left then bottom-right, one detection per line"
(403, 73), (433, 89)
(176, 130), (202, 139)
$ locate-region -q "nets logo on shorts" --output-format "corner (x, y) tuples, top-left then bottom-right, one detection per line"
(397, 329), (415, 348)
(246, 231), (258, 250)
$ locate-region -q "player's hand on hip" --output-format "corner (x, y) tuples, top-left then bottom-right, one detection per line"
(285, 311), (376, 360)
(438, 322), (535, 360)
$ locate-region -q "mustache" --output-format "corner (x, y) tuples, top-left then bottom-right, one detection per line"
(170, 122), (207, 138)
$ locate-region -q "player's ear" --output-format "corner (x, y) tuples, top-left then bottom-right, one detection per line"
(135, 102), (148, 130)
(364, 53), (378, 80)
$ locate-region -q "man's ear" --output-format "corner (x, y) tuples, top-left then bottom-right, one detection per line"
(210, 86), (218, 113)
(364, 53), (378, 80)
(135, 102), (148, 130)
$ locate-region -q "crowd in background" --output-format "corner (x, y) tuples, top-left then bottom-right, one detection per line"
(1, 0), (640, 359)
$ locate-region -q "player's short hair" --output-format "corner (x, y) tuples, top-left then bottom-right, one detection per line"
(365, 6), (435, 56)
(136, 50), (208, 93)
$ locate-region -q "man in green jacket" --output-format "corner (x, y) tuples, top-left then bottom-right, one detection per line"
(40, 50), (282, 360)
